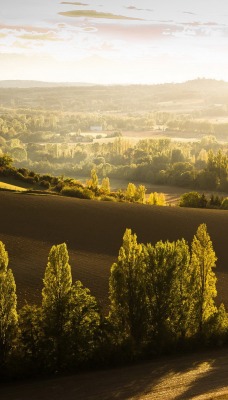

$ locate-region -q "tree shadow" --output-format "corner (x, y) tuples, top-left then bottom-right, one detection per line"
(1, 348), (228, 400)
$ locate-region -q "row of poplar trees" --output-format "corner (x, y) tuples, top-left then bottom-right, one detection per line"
(0, 224), (228, 378)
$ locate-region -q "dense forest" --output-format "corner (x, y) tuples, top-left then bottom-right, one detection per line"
(0, 80), (228, 193)
(0, 224), (228, 379)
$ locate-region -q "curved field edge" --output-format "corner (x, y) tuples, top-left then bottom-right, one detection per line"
(1, 347), (228, 400)
(0, 191), (227, 309)
(0, 181), (27, 192)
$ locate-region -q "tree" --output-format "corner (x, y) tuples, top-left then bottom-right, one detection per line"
(168, 239), (193, 341)
(0, 154), (13, 168)
(135, 185), (146, 204)
(147, 192), (166, 206)
(108, 229), (148, 346)
(146, 240), (181, 347)
(221, 197), (228, 209)
(90, 168), (99, 190)
(42, 243), (72, 369)
(125, 183), (136, 202)
(66, 281), (101, 365)
(179, 191), (201, 208)
(100, 177), (110, 194)
(18, 304), (43, 371)
(190, 224), (217, 336)
(0, 241), (18, 367)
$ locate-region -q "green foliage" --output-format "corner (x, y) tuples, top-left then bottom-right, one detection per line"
(146, 239), (192, 346)
(135, 185), (146, 204)
(66, 281), (101, 365)
(18, 305), (43, 371)
(125, 183), (137, 202)
(42, 243), (72, 369)
(61, 186), (94, 199)
(0, 154), (13, 168)
(147, 192), (166, 206)
(0, 241), (9, 272)
(190, 224), (217, 337)
(100, 177), (110, 194)
(0, 221), (227, 377)
(88, 168), (99, 191)
(108, 224), (227, 354)
(221, 197), (228, 209)
(39, 180), (50, 189)
(109, 229), (148, 346)
(179, 192), (201, 208)
(0, 242), (18, 367)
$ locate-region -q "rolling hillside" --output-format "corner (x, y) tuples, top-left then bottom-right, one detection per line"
(0, 191), (227, 311)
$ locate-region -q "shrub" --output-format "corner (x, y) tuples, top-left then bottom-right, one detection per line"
(179, 192), (201, 208)
(18, 168), (29, 177)
(61, 186), (94, 199)
(39, 180), (51, 189)
(221, 198), (228, 210)
(100, 195), (116, 202)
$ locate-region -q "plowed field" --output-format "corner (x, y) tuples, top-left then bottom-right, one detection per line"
(1, 191), (228, 399)
(0, 191), (227, 311)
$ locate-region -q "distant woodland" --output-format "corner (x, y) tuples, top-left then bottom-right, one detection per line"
(0, 80), (228, 193)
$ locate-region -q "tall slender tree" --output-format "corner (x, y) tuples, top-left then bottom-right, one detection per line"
(109, 229), (148, 345)
(190, 224), (217, 336)
(146, 240), (178, 346)
(0, 241), (17, 367)
(42, 243), (72, 368)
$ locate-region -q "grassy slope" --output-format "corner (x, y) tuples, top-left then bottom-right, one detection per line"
(0, 181), (27, 191)
(0, 191), (227, 311)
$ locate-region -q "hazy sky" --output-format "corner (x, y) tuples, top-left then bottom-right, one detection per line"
(0, 0), (227, 83)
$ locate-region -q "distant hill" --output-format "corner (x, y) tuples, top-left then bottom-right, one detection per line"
(0, 80), (95, 88)
(0, 78), (228, 112)
(0, 78), (227, 89)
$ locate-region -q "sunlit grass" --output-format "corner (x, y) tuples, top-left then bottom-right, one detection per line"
(0, 182), (27, 192)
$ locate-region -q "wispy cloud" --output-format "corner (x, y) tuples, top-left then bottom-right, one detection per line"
(126, 6), (143, 11)
(0, 0), (227, 83)
(126, 6), (153, 12)
(61, 2), (89, 5)
(18, 32), (61, 42)
(59, 9), (145, 20)
(183, 11), (197, 16)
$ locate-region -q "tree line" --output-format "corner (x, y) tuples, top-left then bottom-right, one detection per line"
(0, 224), (227, 379)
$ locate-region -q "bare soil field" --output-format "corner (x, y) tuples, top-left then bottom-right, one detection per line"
(0, 191), (228, 311)
(2, 348), (228, 400)
(1, 191), (228, 399)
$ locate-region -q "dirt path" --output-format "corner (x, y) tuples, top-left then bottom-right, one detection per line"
(1, 349), (228, 400)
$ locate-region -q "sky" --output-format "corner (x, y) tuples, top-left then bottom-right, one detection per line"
(0, 0), (228, 84)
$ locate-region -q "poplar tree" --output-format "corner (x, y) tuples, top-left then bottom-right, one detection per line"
(109, 229), (147, 345)
(0, 241), (17, 367)
(125, 183), (137, 202)
(190, 224), (217, 336)
(168, 239), (192, 340)
(42, 243), (72, 368)
(146, 240), (178, 346)
(101, 177), (110, 194)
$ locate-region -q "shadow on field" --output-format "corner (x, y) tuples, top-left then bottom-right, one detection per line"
(1, 349), (228, 400)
